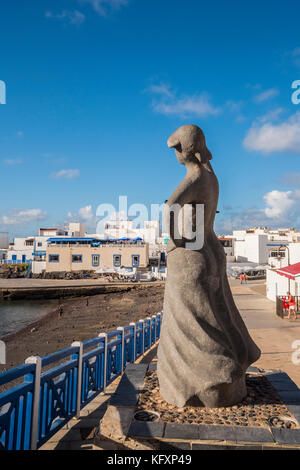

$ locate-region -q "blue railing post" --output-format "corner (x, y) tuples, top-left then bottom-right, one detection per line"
(146, 317), (151, 349)
(157, 312), (162, 337)
(152, 315), (157, 344)
(117, 327), (125, 374)
(130, 322), (136, 361)
(99, 333), (107, 393)
(139, 319), (145, 355)
(71, 341), (83, 419)
(25, 356), (42, 450)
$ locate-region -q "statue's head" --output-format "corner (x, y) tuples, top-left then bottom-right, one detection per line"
(167, 124), (212, 166)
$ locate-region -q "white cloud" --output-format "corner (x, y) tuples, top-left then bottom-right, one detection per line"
(2, 209), (47, 226)
(3, 158), (23, 165)
(253, 88), (279, 103)
(45, 10), (85, 25)
(147, 83), (174, 98)
(256, 108), (284, 123)
(51, 169), (80, 179)
(216, 189), (300, 232)
(243, 112), (300, 154)
(79, 0), (128, 16)
(225, 100), (245, 122)
(78, 205), (94, 220)
(66, 205), (97, 231)
(263, 190), (297, 218)
(151, 86), (221, 118)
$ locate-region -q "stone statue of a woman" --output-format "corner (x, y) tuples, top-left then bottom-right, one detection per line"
(157, 124), (261, 408)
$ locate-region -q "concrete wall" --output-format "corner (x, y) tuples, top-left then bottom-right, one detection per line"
(234, 234), (268, 264)
(289, 243), (300, 265)
(46, 244), (149, 272)
(234, 240), (247, 261)
(0, 233), (9, 249)
(32, 261), (46, 274)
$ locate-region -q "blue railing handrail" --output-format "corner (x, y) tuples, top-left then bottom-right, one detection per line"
(82, 336), (105, 350)
(0, 311), (163, 451)
(0, 363), (35, 386)
(41, 346), (79, 367)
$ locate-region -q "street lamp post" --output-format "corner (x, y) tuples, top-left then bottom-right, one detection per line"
(279, 244), (290, 291)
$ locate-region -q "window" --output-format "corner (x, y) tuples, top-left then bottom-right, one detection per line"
(49, 254), (59, 263)
(270, 251), (285, 258)
(72, 254), (82, 263)
(92, 254), (100, 266)
(132, 255), (140, 267)
(113, 254), (121, 267)
(38, 242), (42, 247)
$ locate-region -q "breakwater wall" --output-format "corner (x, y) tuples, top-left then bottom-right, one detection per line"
(0, 282), (161, 301)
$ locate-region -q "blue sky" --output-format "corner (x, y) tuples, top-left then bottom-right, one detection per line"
(1, 0), (300, 238)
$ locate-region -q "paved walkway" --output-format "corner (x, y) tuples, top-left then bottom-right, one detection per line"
(40, 280), (300, 450)
(233, 281), (300, 389)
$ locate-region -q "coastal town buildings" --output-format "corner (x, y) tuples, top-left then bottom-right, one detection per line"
(2, 217), (166, 274)
(0, 232), (9, 262)
(4, 223), (86, 266)
(218, 237), (235, 261)
(45, 237), (149, 273)
(219, 227), (300, 265)
(3, 222), (300, 286)
(92, 213), (168, 260)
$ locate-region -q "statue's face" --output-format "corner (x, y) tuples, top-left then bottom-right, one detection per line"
(175, 146), (195, 165)
(167, 125), (204, 165)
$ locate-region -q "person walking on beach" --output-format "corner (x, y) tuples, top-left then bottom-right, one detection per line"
(243, 274), (247, 284)
(287, 292), (297, 320)
(240, 273), (244, 284)
(58, 304), (64, 319)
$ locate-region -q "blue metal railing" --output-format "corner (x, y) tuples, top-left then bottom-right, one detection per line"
(0, 312), (163, 450)
(0, 260), (32, 265)
(24, 261), (32, 278)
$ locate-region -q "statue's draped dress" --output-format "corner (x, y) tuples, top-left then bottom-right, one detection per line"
(157, 160), (260, 408)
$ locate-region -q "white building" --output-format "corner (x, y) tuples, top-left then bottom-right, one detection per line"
(231, 227), (300, 266)
(218, 237), (235, 262)
(39, 223), (85, 238)
(0, 232), (9, 262)
(234, 233), (269, 264)
(5, 223), (87, 273)
(266, 263), (300, 301)
(93, 213), (166, 260)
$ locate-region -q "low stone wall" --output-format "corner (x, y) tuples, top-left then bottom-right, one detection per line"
(0, 264), (28, 279)
(0, 282), (161, 301)
(32, 270), (100, 280)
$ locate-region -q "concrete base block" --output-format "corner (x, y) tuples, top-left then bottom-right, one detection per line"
(99, 405), (135, 440)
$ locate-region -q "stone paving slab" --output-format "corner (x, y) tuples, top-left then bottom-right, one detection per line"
(128, 421), (165, 438)
(164, 423), (199, 440)
(271, 428), (300, 446)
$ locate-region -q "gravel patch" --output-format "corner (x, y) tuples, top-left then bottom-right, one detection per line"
(136, 370), (298, 429)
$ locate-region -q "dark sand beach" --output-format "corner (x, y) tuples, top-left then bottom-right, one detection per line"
(0, 283), (164, 375)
